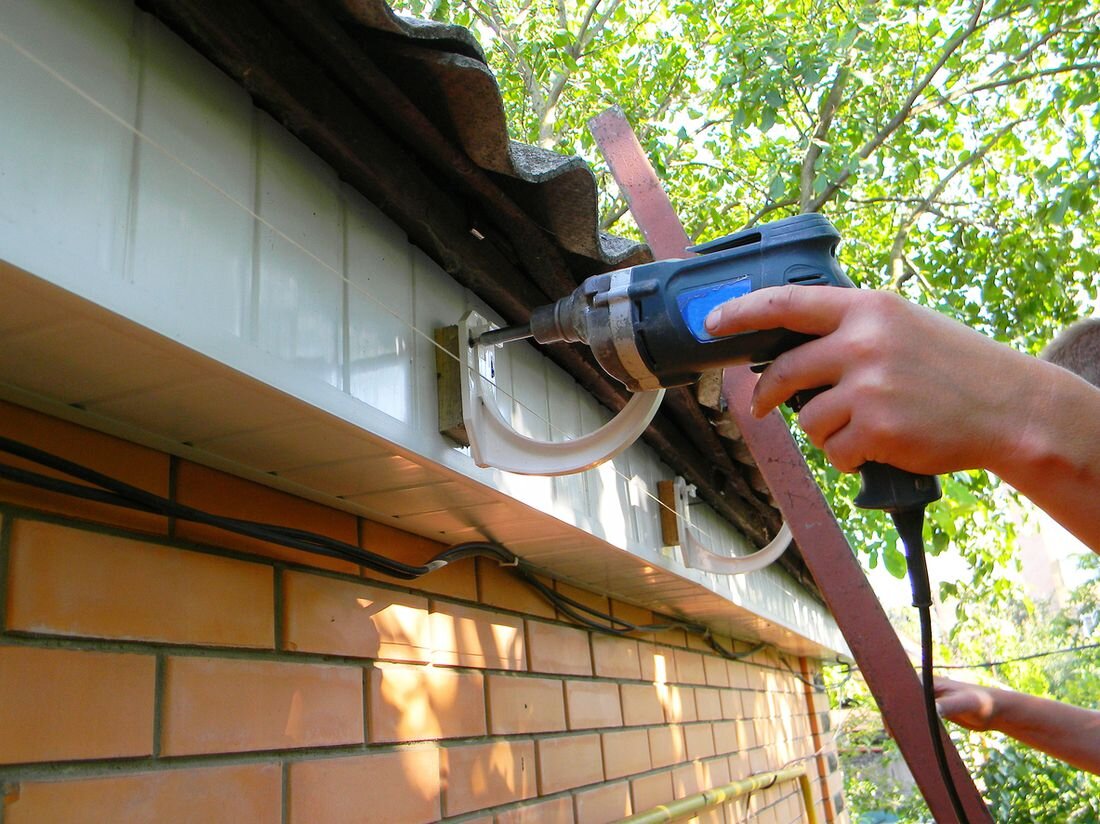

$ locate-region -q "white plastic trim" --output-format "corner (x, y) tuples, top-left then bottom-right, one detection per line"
(458, 311), (665, 476)
(673, 477), (792, 574)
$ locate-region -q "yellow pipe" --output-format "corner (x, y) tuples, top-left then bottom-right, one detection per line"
(616, 765), (819, 824)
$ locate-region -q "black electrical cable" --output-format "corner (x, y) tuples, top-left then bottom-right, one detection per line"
(0, 436), (802, 674)
(0, 436), (434, 579)
(894, 506), (971, 824)
(933, 641), (1100, 670)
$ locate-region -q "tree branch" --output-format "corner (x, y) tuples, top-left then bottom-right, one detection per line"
(746, 197), (799, 228)
(536, 0), (625, 146)
(912, 61), (1100, 116)
(574, 0), (608, 51)
(463, 0), (545, 118)
(807, 0), (988, 212)
(599, 197), (630, 230)
(887, 118), (1022, 289)
(800, 65), (850, 212)
(992, 10), (1097, 73)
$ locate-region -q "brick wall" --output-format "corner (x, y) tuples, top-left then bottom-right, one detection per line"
(0, 401), (845, 823)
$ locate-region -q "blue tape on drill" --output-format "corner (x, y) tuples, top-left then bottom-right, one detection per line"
(678, 277), (752, 342)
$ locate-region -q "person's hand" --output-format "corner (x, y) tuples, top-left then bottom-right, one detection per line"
(933, 677), (1000, 731)
(703, 286), (1048, 478)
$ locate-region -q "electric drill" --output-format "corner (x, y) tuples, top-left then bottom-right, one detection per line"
(476, 213), (940, 514)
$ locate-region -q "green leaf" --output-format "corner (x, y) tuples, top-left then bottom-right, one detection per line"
(759, 106), (776, 132)
(883, 543), (908, 578)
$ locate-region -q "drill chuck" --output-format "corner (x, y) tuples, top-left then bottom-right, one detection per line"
(476, 214), (850, 393)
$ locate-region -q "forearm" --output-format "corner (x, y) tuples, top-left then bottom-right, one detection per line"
(986, 689), (1100, 775)
(991, 358), (1100, 552)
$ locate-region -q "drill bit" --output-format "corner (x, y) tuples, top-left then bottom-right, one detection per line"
(473, 323), (533, 348)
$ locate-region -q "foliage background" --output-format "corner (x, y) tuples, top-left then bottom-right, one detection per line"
(391, 0), (1100, 818)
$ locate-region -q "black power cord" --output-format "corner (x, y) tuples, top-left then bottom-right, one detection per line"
(893, 506), (971, 824)
(0, 435), (778, 667)
(0, 435), (444, 579)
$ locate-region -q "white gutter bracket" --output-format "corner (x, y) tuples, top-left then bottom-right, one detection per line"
(456, 311), (665, 476)
(670, 477), (792, 575)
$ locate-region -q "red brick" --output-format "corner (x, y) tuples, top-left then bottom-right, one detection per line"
(565, 680), (622, 730)
(601, 728), (651, 779)
(743, 690), (768, 719)
(477, 559), (554, 619)
(686, 632), (714, 653)
(739, 718), (760, 750)
(663, 685), (697, 723)
(282, 571), (429, 661)
(727, 660), (750, 689)
(7, 520), (273, 648)
(288, 749), (439, 824)
(441, 740), (537, 816)
(162, 656), (363, 755)
(703, 654), (730, 687)
(174, 461), (359, 574)
(720, 688), (743, 720)
(695, 687), (723, 721)
(4, 763), (281, 824)
(608, 601), (656, 642)
(0, 646), (154, 764)
(648, 725), (686, 768)
(369, 663), (485, 742)
(536, 733), (603, 794)
(360, 520), (476, 600)
(630, 771), (674, 814)
(486, 674), (565, 735)
(574, 781), (631, 824)
(673, 648), (707, 685)
(0, 401), (169, 534)
(705, 755), (732, 789)
(592, 634), (641, 680)
(672, 760), (706, 797)
(494, 796), (574, 824)
(639, 643), (676, 683)
(728, 751), (750, 779)
(526, 621), (592, 676)
(652, 626), (688, 648)
(748, 746), (769, 773)
(713, 720), (741, 755)
(620, 683), (664, 727)
(554, 583), (608, 625)
(430, 603), (525, 670)
(684, 722), (716, 760)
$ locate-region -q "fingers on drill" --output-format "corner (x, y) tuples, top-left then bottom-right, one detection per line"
(753, 337), (843, 417)
(796, 390), (852, 451)
(704, 284), (852, 338)
(820, 424), (867, 475)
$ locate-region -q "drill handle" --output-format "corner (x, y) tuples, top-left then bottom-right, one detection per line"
(784, 386), (942, 513)
(854, 461), (941, 513)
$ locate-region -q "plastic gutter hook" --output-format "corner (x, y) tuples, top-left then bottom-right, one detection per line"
(458, 311), (665, 476)
(673, 477), (792, 575)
